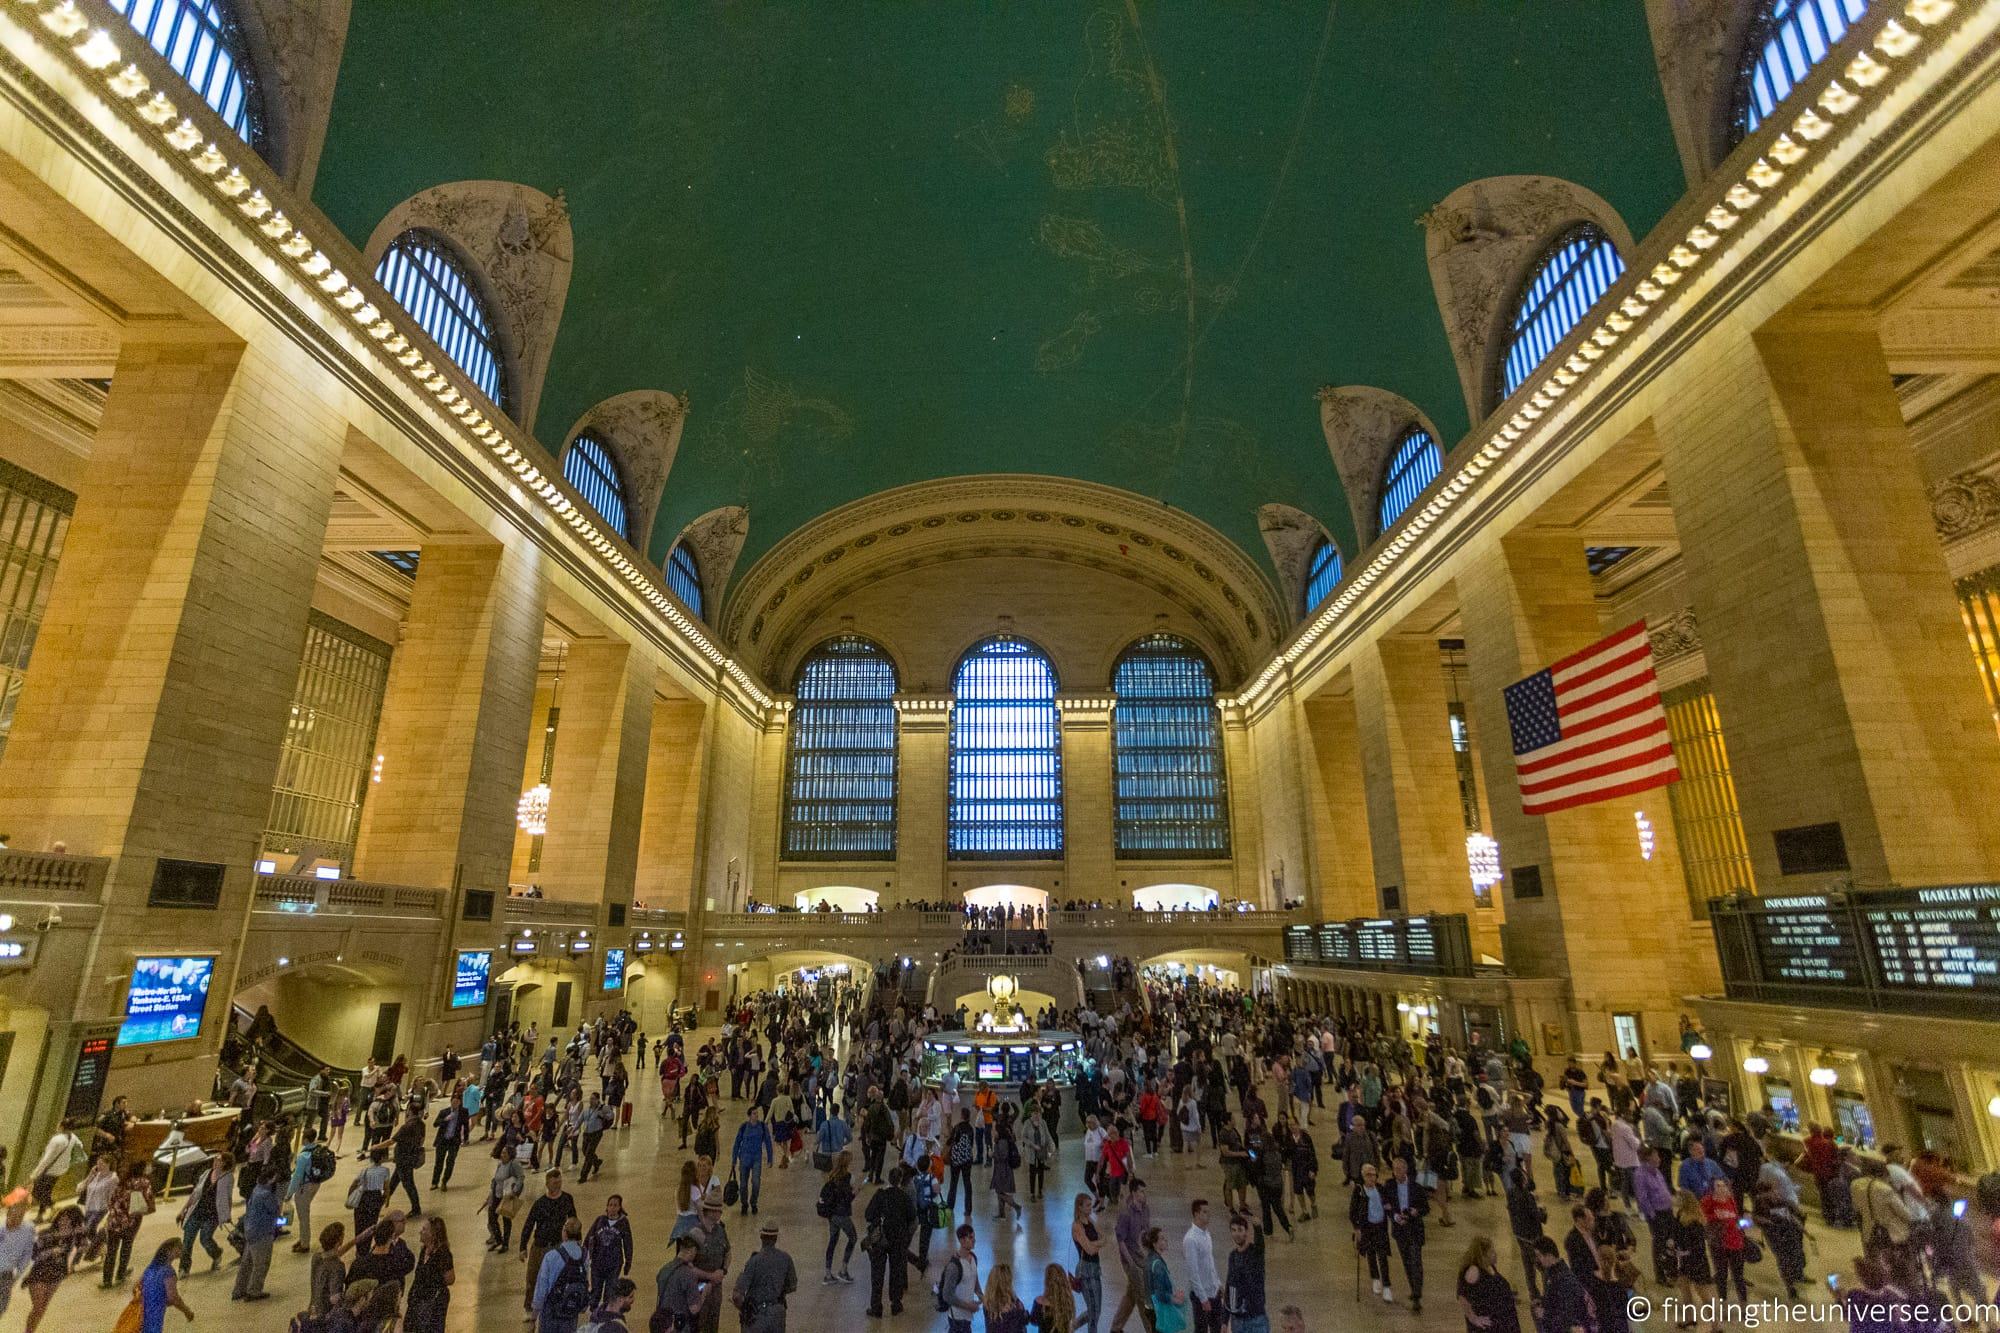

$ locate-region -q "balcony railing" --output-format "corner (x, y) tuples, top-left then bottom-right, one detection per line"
(503, 896), (599, 926)
(1052, 908), (1299, 930)
(253, 874), (444, 918)
(0, 849), (110, 901)
(628, 906), (687, 930)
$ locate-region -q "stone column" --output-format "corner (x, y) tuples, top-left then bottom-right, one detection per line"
(1302, 688), (1377, 921)
(535, 641), (655, 913)
(1458, 529), (1704, 1055)
(634, 696), (708, 913)
(747, 708), (788, 904)
(1654, 321), (2000, 887)
(353, 541), (547, 895)
(0, 337), (346, 1110)
(1058, 695), (1116, 900)
(892, 697), (950, 901)
(1352, 637), (1475, 918)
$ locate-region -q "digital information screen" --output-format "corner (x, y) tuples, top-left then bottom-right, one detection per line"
(1746, 896), (1863, 988)
(603, 947), (626, 991)
(1282, 915), (1473, 976)
(976, 1052), (1006, 1081)
(1861, 885), (2000, 995)
(450, 950), (491, 1009)
(63, 1033), (117, 1122)
(119, 956), (214, 1046)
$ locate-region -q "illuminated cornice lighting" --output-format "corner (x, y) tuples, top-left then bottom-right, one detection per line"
(1221, 0), (1958, 715)
(3, 0), (775, 713)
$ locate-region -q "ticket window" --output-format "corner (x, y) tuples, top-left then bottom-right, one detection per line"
(1895, 1067), (1965, 1164)
(1831, 1089), (1876, 1149)
(1762, 1076), (1801, 1132)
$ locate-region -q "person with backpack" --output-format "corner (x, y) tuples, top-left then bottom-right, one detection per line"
(521, 1170), (580, 1317)
(864, 1164), (918, 1318)
(176, 1149), (234, 1275)
(991, 1121), (1024, 1227)
(586, 1194), (636, 1309)
(533, 1216), (592, 1333)
(27, 1119), (84, 1221)
(288, 1127), (334, 1254)
(937, 1223), (981, 1333)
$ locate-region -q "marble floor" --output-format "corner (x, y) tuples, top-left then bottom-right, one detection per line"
(44, 1079), (1867, 1333)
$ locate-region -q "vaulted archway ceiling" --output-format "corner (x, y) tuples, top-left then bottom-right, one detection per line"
(314, 3), (1683, 593)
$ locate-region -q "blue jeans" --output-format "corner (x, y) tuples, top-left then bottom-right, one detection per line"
(1232, 1317), (1269, 1333)
(179, 1217), (220, 1272)
(735, 1159), (763, 1212)
(1078, 1260), (1103, 1333)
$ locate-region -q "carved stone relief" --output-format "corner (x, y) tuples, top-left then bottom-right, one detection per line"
(564, 391), (688, 553)
(1647, 606), (1702, 665)
(363, 182), (574, 434)
(1315, 386), (1441, 545)
(1419, 176), (1636, 422)
(235, 0), (352, 194)
(1257, 502), (1333, 625)
(1643, 0), (1757, 188)
(1931, 469), (2000, 541)
(681, 506), (750, 622)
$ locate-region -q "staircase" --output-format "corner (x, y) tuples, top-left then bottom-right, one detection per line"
(230, 1005), (361, 1105)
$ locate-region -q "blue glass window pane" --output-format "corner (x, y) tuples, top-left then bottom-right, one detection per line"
(667, 542), (703, 619)
(783, 636), (899, 860)
(1303, 538), (1342, 614)
(1500, 225), (1625, 402)
(563, 433), (628, 539)
(1738, 0), (1871, 139)
(373, 230), (511, 416)
(108, 0), (265, 154)
(1378, 428), (1443, 533)
(949, 638), (1063, 859)
(1113, 635), (1229, 858)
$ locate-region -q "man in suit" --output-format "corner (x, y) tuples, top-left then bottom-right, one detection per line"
(1386, 1156), (1430, 1312)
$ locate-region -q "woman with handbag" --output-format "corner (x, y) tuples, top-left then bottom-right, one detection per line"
(481, 1149), (524, 1250)
(100, 1161), (155, 1290)
(175, 1151), (233, 1275)
(818, 1150), (858, 1284)
(1143, 1227), (1186, 1333)
(348, 1146), (391, 1238)
(111, 1238), (192, 1333)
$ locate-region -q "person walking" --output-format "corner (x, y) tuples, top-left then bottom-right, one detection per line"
(732, 1220), (797, 1333)
(1109, 1178), (1155, 1333)
(940, 1223), (982, 1333)
(406, 1215), (457, 1333)
(531, 1217), (592, 1333)
(863, 1164), (916, 1317)
(1454, 1236), (1521, 1333)
(991, 1122), (1023, 1227)
(577, 1094), (612, 1184)
(586, 1195), (635, 1310)
(431, 1096), (468, 1191)
(131, 1238), (196, 1333)
(229, 1164), (282, 1301)
(520, 1170), (579, 1318)
(100, 1162), (154, 1289)
(1072, 1193), (1105, 1333)
(816, 1151), (857, 1285)
(1020, 1112), (1054, 1202)
(1386, 1157), (1430, 1313)
(731, 1107), (776, 1216)
(175, 1150), (233, 1275)
(1223, 1214), (1269, 1333)
(1143, 1227), (1185, 1333)
(1349, 1162), (1394, 1302)
(1182, 1200), (1221, 1333)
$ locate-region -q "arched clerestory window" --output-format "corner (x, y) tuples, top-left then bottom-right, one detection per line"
(1113, 634), (1230, 858)
(563, 433), (628, 539)
(949, 637), (1063, 859)
(782, 636), (899, 860)
(373, 229), (512, 416)
(1499, 224), (1625, 403)
(666, 541), (703, 619)
(1733, 0), (1871, 142)
(110, 0), (267, 156)
(1378, 428), (1443, 534)
(1303, 537), (1342, 615)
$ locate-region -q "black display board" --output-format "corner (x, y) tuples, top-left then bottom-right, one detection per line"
(1281, 913), (1474, 977)
(1860, 884), (2000, 995)
(63, 1031), (117, 1123)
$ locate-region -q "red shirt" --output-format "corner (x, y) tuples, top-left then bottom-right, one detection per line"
(1701, 1194), (1744, 1251)
(1103, 1136), (1133, 1180)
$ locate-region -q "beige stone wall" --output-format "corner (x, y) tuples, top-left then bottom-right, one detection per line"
(634, 697), (707, 912)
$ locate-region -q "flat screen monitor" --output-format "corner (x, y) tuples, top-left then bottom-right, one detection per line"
(451, 950), (491, 1009)
(603, 948), (626, 991)
(119, 956), (214, 1046)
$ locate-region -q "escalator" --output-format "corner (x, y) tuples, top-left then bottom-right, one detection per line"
(228, 1005), (362, 1119)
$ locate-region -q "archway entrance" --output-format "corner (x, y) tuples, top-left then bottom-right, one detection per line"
(1130, 883), (1220, 911)
(794, 885), (880, 912)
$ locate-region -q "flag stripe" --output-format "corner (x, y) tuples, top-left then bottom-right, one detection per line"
(1506, 619), (1680, 817)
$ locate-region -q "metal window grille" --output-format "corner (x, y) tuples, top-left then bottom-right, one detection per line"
(371, 550), (420, 576)
(949, 637), (1063, 859)
(1661, 679), (1755, 919)
(1500, 225), (1626, 402)
(667, 542), (704, 619)
(1113, 635), (1229, 857)
(1303, 537), (1342, 614)
(263, 612), (391, 867)
(0, 463), (72, 764)
(108, 0), (266, 153)
(1378, 428), (1443, 533)
(782, 635), (899, 860)
(563, 433), (628, 539)
(1734, 0), (1871, 140)
(1585, 546), (1638, 575)
(1957, 567), (2000, 737)
(373, 229), (511, 415)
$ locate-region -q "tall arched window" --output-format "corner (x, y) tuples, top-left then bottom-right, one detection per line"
(1303, 537), (1342, 615)
(110, 0), (266, 155)
(1734, 0), (1871, 141)
(1113, 635), (1230, 858)
(373, 229), (511, 415)
(1500, 224), (1625, 402)
(949, 638), (1062, 859)
(563, 433), (628, 539)
(1378, 428), (1443, 534)
(666, 542), (703, 619)
(783, 636), (899, 860)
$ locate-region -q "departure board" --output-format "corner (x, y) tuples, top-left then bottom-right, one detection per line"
(1282, 914), (1474, 977)
(1747, 895), (1862, 988)
(1283, 925), (1318, 964)
(1317, 922), (1355, 963)
(1357, 919), (1401, 963)
(1405, 916), (1440, 970)
(1861, 884), (2000, 994)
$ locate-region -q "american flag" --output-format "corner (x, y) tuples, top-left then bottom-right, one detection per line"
(1503, 620), (1680, 816)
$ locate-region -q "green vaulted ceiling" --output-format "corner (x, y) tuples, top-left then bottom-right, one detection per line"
(315, 2), (1684, 593)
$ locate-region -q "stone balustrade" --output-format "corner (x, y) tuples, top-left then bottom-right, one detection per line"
(0, 849), (110, 901)
(253, 874), (445, 917)
(502, 896), (600, 926)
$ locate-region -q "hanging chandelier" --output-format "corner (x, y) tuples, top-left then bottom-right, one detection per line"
(517, 783), (550, 836)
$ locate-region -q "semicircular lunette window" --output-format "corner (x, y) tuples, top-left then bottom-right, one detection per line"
(782, 635), (899, 861)
(373, 229), (511, 416)
(109, 0), (267, 155)
(1113, 634), (1229, 858)
(1735, 0), (1871, 142)
(949, 637), (1063, 859)
(1303, 536), (1343, 615)
(563, 433), (628, 539)
(666, 541), (703, 620)
(1500, 224), (1626, 403)
(1377, 428), (1443, 534)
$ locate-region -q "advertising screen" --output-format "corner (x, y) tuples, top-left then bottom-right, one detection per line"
(602, 948), (626, 991)
(451, 950), (491, 1009)
(976, 1052), (1006, 1080)
(118, 956), (214, 1046)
